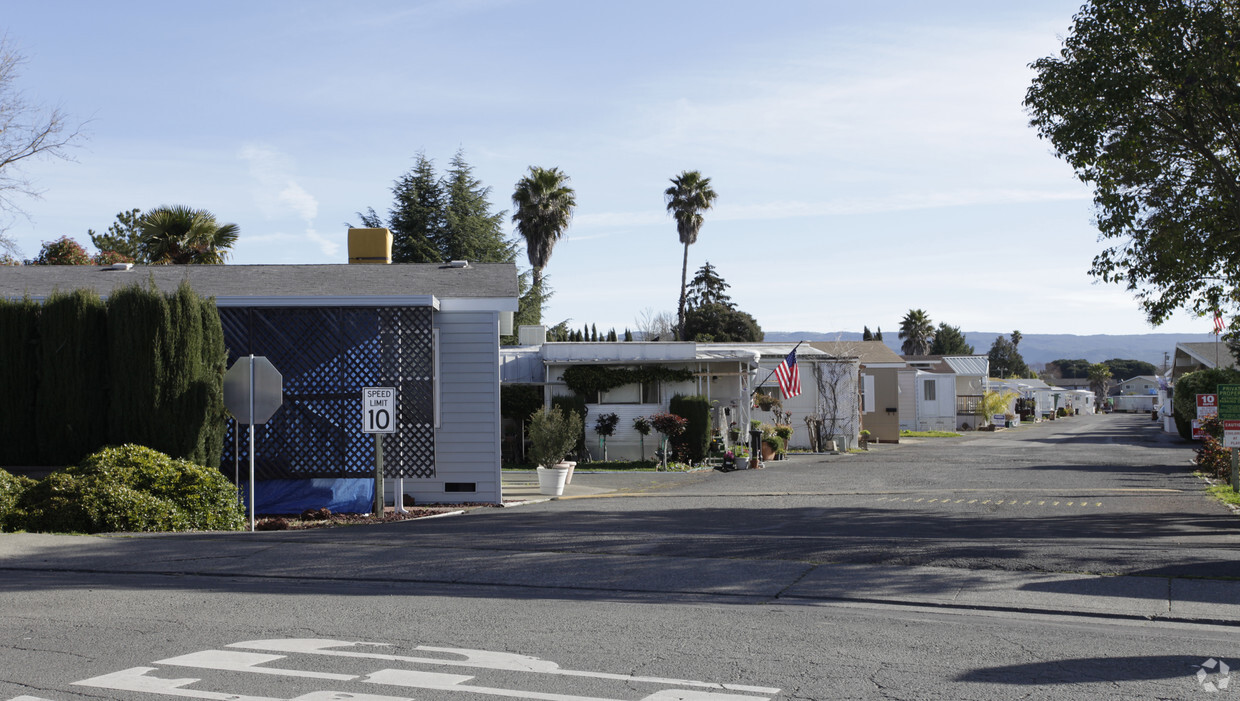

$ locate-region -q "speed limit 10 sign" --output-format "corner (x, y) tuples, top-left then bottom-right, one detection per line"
(362, 387), (397, 434)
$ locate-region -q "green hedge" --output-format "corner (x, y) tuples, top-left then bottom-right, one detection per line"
(669, 394), (711, 463)
(0, 298), (40, 465)
(1174, 368), (1240, 440)
(0, 282), (226, 469)
(15, 444), (244, 533)
(37, 289), (109, 466)
(0, 469), (35, 531)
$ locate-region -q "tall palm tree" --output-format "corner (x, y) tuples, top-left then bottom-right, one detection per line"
(139, 205), (239, 264)
(665, 170), (718, 340)
(511, 167), (576, 319)
(898, 308), (934, 356)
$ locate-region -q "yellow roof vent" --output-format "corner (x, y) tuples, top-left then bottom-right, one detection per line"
(348, 227), (393, 264)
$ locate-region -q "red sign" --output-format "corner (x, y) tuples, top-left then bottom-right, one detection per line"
(1199, 393), (1219, 415)
(1226, 420), (1240, 449)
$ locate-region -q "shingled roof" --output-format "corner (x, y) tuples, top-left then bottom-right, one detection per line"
(0, 263), (519, 308)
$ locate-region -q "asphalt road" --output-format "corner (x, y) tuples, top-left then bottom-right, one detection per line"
(4, 412), (1240, 700)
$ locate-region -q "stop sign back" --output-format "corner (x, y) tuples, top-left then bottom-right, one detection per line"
(223, 356), (284, 425)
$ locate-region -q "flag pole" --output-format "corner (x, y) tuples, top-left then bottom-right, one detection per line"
(751, 340), (806, 399)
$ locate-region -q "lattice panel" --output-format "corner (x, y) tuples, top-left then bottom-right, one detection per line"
(218, 306), (435, 481)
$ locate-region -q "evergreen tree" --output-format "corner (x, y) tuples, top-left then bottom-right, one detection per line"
(37, 289), (109, 465)
(359, 152), (445, 263)
(607, 328), (617, 342)
(862, 326), (873, 341)
(988, 333), (1031, 378)
(875, 327), (883, 341)
(685, 261), (733, 309)
(443, 149), (516, 263)
(683, 303), (764, 342)
(88, 208), (147, 262)
(591, 323), (598, 342)
(0, 297), (40, 465)
(929, 323), (974, 355)
(624, 328), (633, 342)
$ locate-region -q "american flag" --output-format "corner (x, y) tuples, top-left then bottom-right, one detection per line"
(1215, 312), (1226, 335)
(774, 349), (801, 399)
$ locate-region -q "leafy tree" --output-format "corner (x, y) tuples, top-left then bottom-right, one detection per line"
(1088, 363), (1113, 404)
(665, 170), (718, 339)
(88, 209), (146, 262)
(685, 261), (733, 309)
(1026, 0), (1240, 324)
(139, 205), (239, 264)
(1048, 358), (1091, 378)
(929, 323), (974, 355)
(898, 309), (934, 356)
(682, 302), (763, 342)
(33, 236), (91, 265)
(1102, 358), (1157, 380)
(0, 39), (85, 233)
(988, 333), (1031, 378)
(862, 326), (873, 341)
(512, 166), (575, 319)
(443, 150), (517, 263)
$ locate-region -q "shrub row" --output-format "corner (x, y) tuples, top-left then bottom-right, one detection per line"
(0, 282), (226, 467)
(1, 445), (244, 533)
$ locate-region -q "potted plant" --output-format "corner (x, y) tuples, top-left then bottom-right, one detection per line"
(753, 392), (782, 412)
(859, 429), (871, 449)
(727, 421), (740, 443)
(760, 434), (783, 462)
(528, 406), (583, 496)
(774, 424), (793, 456)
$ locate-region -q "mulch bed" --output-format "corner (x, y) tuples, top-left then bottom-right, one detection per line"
(254, 503), (500, 531)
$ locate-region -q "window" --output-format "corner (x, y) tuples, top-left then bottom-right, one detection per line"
(924, 379), (936, 401)
(597, 382), (657, 404)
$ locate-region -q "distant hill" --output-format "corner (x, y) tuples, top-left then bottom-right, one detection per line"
(764, 331), (1220, 367)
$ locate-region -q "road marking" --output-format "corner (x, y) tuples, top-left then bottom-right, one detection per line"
(1053, 501), (1060, 506)
(968, 499), (977, 504)
(75, 639), (781, 701)
(1024, 501), (1032, 505)
(1039, 501), (1046, 505)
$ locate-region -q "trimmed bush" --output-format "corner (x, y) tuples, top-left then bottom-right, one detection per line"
(551, 394), (588, 458)
(669, 394), (711, 463)
(0, 469), (35, 531)
(0, 297), (40, 466)
(17, 444), (244, 533)
(107, 284), (171, 451)
(528, 407), (583, 468)
(37, 289), (109, 466)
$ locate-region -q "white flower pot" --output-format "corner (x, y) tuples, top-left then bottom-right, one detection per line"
(536, 465), (569, 496)
(561, 461), (576, 484)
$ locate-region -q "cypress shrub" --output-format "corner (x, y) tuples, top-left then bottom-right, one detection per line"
(669, 394), (711, 463)
(37, 289), (108, 466)
(160, 281), (206, 460)
(196, 295), (227, 468)
(106, 284), (171, 450)
(0, 298), (41, 465)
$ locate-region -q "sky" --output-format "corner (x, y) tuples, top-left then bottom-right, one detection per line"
(0, 1), (1214, 337)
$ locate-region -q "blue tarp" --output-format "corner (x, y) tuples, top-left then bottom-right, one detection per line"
(242, 478), (373, 514)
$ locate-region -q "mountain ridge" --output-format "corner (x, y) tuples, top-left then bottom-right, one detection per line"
(764, 331), (1219, 367)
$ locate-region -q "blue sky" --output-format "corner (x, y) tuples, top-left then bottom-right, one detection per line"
(1, 1), (1212, 337)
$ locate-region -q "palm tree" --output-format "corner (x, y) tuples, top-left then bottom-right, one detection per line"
(511, 167), (576, 319)
(139, 205), (239, 264)
(665, 170), (718, 339)
(898, 309), (934, 356)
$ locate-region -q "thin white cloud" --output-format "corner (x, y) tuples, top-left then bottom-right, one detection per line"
(240, 144), (335, 257)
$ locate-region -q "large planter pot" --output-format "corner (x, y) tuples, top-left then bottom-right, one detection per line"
(561, 461), (576, 484)
(536, 465), (569, 496)
(760, 441), (777, 461)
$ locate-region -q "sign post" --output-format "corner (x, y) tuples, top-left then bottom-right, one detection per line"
(223, 356), (284, 532)
(1217, 385), (1240, 491)
(1195, 394), (1219, 440)
(362, 387), (397, 516)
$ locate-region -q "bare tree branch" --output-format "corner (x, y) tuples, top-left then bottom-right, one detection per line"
(0, 37), (86, 232)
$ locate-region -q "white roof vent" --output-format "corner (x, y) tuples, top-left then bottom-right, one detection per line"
(444, 260), (470, 269)
(106, 263), (135, 271)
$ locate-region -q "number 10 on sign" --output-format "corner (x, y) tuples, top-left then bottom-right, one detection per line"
(363, 387), (397, 434)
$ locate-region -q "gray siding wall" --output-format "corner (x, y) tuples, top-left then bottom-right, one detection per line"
(395, 310), (501, 504)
